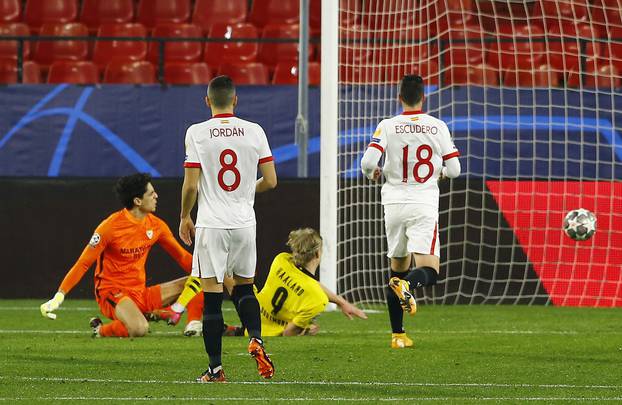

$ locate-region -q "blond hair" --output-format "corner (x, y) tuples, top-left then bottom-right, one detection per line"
(286, 228), (322, 267)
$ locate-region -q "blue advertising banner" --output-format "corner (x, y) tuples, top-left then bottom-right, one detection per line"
(0, 84), (620, 179)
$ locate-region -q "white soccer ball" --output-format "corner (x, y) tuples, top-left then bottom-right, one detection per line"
(563, 208), (596, 241)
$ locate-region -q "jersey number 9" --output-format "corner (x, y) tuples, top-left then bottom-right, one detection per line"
(271, 286), (288, 315)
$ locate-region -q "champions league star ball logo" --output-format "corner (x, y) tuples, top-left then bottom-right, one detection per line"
(146, 230), (153, 239)
(89, 233), (101, 247)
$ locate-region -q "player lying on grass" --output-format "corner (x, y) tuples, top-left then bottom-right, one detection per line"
(361, 75), (461, 349)
(40, 173), (203, 338)
(167, 228), (367, 336)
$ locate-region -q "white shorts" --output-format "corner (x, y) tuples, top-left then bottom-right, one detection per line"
(383, 204), (440, 258)
(191, 226), (257, 282)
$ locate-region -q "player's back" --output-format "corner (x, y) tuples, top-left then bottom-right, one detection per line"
(184, 113), (272, 228)
(256, 253), (328, 335)
(376, 111), (459, 207)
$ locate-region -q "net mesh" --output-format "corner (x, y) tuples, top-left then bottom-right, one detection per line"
(335, 0), (622, 306)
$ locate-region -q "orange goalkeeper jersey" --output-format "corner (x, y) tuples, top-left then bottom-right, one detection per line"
(59, 209), (192, 297)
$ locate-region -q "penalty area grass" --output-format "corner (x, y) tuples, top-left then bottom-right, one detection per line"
(0, 299), (621, 403)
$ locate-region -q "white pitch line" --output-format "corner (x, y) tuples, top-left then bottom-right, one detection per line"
(1, 376), (619, 390)
(2, 328), (619, 336)
(1, 397), (621, 402)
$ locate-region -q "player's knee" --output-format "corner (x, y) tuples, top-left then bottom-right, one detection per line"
(127, 320), (149, 337)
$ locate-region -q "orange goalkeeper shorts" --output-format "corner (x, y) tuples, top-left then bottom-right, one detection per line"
(97, 285), (162, 320)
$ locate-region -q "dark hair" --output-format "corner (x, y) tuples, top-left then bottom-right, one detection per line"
(399, 75), (424, 106)
(207, 75), (235, 108)
(115, 173), (152, 209)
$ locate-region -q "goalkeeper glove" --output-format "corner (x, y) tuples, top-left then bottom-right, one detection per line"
(40, 292), (65, 320)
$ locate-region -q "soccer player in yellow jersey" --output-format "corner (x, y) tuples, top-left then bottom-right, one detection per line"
(256, 228), (367, 336)
(170, 228), (367, 336)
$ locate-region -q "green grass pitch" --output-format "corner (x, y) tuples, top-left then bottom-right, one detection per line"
(1, 299), (621, 403)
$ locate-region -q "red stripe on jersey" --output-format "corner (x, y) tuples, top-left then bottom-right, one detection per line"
(212, 113), (235, 118)
(259, 156), (274, 164)
(430, 222), (438, 255)
(401, 110), (424, 115)
(368, 143), (384, 153)
(184, 162), (201, 168)
(442, 151), (460, 161)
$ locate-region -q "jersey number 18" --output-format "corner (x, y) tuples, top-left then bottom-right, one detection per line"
(402, 144), (434, 183)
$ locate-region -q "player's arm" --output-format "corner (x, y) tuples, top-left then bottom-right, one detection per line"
(157, 220), (192, 273)
(179, 167), (200, 246)
(319, 282), (368, 320)
(256, 159), (277, 193)
(361, 122), (386, 181)
(439, 121), (461, 179)
(40, 228), (107, 319)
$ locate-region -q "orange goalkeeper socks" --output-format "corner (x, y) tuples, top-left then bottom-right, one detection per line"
(99, 320), (129, 337)
(187, 292), (204, 322)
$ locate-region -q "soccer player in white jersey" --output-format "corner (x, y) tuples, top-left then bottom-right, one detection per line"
(360, 75), (461, 349)
(179, 75), (277, 382)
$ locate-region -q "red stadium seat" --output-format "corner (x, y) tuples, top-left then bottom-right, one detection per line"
(444, 63), (499, 86)
(148, 24), (202, 63)
(217, 62), (269, 85)
(486, 23), (545, 71)
(192, 0), (247, 34)
(24, 0), (78, 33)
(205, 23), (259, 66)
(602, 26), (622, 73)
(362, 0), (417, 30)
(443, 23), (484, 67)
(259, 24), (315, 69)
(339, 65), (384, 84)
(272, 61), (320, 85)
(546, 22), (600, 73)
(338, 24), (372, 65)
(80, 0), (134, 34)
(532, 0), (589, 27)
(137, 0), (191, 30)
(47, 60), (99, 83)
(383, 60), (440, 85)
(0, 59), (41, 83)
(0, 0), (20, 23)
(339, 0), (362, 27)
(249, 0), (298, 29)
(93, 23), (148, 69)
(503, 64), (560, 87)
(164, 62), (212, 84)
(0, 23), (31, 60)
(567, 58), (621, 88)
(310, 0), (320, 34)
(34, 22), (88, 66)
(104, 60), (156, 84)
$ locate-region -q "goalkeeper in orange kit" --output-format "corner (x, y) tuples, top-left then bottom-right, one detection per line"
(39, 173), (204, 337)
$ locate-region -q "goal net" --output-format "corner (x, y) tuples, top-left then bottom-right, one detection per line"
(320, 0), (622, 307)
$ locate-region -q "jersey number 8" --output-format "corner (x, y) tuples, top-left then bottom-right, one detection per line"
(218, 149), (241, 192)
(402, 144), (434, 183)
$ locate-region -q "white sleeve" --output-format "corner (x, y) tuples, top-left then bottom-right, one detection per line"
(442, 157), (461, 178)
(256, 124), (273, 164)
(438, 121), (460, 178)
(183, 126), (200, 168)
(360, 121), (387, 179)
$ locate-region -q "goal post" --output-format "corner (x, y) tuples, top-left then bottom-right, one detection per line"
(321, 0), (622, 307)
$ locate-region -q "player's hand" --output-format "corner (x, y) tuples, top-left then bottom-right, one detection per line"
(299, 323), (320, 336)
(40, 292), (65, 320)
(340, 301), (368, 320)
(179, 216), (195, 246)
(371, 167), (382, 182)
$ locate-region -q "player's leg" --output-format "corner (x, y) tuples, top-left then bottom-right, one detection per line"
(383, 204), (415, 348)
(93, 291), (138, 338)
(228, 226), (274, 379)
(102, 297), (149, 337)
(403, 207), (440, 292)
(194, 227), (227, 383)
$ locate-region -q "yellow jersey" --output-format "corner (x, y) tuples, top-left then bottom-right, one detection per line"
(256, 252), (328, 336)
